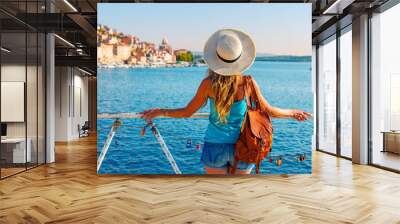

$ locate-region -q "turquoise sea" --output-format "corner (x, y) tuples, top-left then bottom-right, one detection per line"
(97, 61), (313, 174)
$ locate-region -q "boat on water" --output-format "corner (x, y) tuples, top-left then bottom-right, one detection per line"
(192, 63), (207, 67)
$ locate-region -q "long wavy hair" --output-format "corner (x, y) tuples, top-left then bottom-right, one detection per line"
(207, 69), (241, 123)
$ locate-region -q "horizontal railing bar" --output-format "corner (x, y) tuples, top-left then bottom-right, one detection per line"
(97, 112), (209, 119)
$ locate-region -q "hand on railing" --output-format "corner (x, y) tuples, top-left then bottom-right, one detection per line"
(139, 108), (163, 122)
(140, 122), (153, 136)
(291, 110), (312, 122)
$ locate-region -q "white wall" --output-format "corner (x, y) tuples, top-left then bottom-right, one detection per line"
(1, 65), (26, 138)
(1, 63), (46, 164)
(54, 67), (89, 141)
(55, 66), (69, 141)
(1, 65), (41, 139)
(72, 73), (89, 138)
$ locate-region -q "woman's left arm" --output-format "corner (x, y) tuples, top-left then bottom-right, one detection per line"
(140, 78), (210, 121)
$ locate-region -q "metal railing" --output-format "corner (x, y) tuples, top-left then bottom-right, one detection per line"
(97, 112), (209, 173)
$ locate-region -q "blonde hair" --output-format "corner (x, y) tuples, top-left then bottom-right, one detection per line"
(207, 69), (241, 123)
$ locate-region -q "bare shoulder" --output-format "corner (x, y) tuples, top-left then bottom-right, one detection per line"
(200, 77), (212, 89)
(199, 77), (212, 96)
(244, 76), (262, 96)
(201, 77), (212, 85)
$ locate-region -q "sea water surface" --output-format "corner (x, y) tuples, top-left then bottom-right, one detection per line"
(97, 61), (313, 174)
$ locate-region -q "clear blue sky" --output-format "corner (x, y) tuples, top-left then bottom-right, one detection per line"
(98, 3), (311, 56)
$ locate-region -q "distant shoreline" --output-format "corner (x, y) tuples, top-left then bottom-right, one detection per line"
(97, 62), (207, 69)
(255, 56), (311, 62)
(98, 56), (311, 69)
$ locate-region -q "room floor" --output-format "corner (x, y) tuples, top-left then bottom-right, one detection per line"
(0, 135), (399, 223)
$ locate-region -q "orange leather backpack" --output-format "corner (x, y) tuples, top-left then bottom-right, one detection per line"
(231, 76), (273, 174)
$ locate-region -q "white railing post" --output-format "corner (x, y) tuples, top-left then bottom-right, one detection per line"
(150, 124), (182, 174)
(96, 112), (209, 174)
(97, 119), (122, 172)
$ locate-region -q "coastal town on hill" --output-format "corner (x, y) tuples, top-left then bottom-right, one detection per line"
(97, 25), (311, 68)
(97, 25), (204, 68)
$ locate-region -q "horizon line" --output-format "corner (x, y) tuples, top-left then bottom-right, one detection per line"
(98, 24), (311, 57)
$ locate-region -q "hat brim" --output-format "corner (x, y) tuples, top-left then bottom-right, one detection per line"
(203, 29), (256, 76)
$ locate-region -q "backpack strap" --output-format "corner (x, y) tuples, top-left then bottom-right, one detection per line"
(243, 76), (252, 109)
(255, 153), (262, 174)
(240, 76), (252, 134)
(255, 162), (260, 174)
(230, 158), (238, 174)
(244, 76), (261, 110)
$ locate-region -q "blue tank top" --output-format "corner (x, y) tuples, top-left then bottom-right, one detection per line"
(204, 98), (247, 143)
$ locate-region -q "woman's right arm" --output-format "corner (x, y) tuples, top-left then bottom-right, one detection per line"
(251, 78), (310, 121)
(140, 78), (211, 121)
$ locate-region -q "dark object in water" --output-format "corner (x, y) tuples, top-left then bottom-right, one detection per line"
(298, 153), (306, 162)
(276, 157), (283, 166)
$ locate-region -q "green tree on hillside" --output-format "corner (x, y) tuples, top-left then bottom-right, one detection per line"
(176, 51), (193, 62)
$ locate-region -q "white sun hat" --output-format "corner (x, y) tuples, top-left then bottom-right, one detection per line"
(203, 28), (256, 76)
